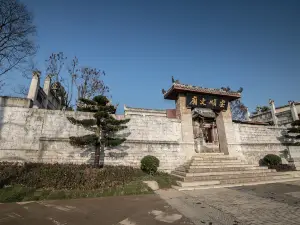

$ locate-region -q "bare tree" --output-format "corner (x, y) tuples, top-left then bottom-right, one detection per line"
(75, 66), (109, 99)
(230, 99), (247, 121)
(68, 56), (109, 100)
(220, 86), (247, 121)
(14, 51), (109, 109)
(45, 52), (66, 83)
(0, 0), (37, 87)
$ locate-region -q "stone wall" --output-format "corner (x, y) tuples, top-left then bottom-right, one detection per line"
(232, 122), (300, 165)
(0, 106), (186, 172)
(250, 111), (272, 123)
(277, 110), (293, 126)
(2, 104), (300, 172)
(0, 106), (94, 163)
(250, 107), (296, 127)
(0, 97), (33, 108)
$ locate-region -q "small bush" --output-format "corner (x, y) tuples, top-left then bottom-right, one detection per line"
(261, 154), (282, 166)
(269, 164), (296, 172)
(140, 155), (160, 175)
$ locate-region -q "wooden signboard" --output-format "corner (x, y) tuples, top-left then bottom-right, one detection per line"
(186, 94), (229, 111)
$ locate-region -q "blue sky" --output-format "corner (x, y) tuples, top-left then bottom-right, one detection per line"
(3, 0), (300, 113)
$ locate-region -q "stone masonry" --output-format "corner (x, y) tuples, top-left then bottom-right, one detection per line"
(1, 81), (300, 172)
(0, 105), (187, 172)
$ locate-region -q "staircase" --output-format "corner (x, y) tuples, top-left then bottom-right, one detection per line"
(172, 153), (299, 190)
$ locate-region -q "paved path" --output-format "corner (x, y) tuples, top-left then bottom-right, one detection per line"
(0, 194), (192, 225)
(157, 180), (300, 225)
(2, 181), (300, 225)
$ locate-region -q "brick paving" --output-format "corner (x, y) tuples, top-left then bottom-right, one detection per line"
(181, 180), (300, 225)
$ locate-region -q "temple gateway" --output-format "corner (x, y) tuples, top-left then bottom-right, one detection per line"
(163, 83), (241, 155)
(1, 73), (300, 190)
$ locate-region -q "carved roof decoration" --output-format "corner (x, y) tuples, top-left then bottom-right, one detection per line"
(164, 83), (241, 100)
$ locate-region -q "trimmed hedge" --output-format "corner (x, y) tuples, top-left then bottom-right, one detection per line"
(140, 156), (160, 175)
(261, 154), (282, 166)
(0, 162), (144, 190)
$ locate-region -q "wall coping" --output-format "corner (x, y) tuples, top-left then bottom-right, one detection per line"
(0, 106), (94, 117)
(0, 96), (33, 108)
(233, 122), (285, 130)
(250, 110), (271, 118)
(229, 142), (287, 145)
(125, 140), (180, 145)
(124, 105), (166, 114)
(39, 137), (181, 145)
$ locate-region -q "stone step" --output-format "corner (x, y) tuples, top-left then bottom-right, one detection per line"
(192, 156), (238, 160)
(177, 166), (269, 173)
(176, 180), (220, 187)
(175, 174), (293, 188)
(221, 174), (293, 185)
(190, 160), (244, 165)
(192, 158), (240, 162)
(194, 153), (225, 156)
(172, 177), (300, 191)
(174, 171), (281, 182)
(189, 164), (257, 169)
(171, 169), (276, 177)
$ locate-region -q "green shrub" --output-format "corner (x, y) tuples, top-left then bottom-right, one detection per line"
(261, 154), (282, 166)
(140, 155), (160, 175)
(0, 185), (35, 203)
(0, 163), (144, 190)
(47, 190), (67, 200)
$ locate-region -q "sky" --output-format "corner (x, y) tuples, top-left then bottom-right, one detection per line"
(3, 0), (300, 113)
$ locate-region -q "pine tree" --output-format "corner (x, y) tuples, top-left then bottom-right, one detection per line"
(67, 95), (130, 167)
(286, 120), (300, 145)
(279, 120), (300, 161)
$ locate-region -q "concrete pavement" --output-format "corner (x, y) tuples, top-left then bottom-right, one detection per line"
(0, 194), (193, 225)
(3, 180), (300, 225)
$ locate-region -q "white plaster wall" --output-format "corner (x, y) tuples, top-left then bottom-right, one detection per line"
(0, 106), (184, 172)
(232, 123), (300, 165)
(125, 111), (181, 142)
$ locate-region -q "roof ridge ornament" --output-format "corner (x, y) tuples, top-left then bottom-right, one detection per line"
(163, 82), (241, 100)
(171, 76), (180, 84)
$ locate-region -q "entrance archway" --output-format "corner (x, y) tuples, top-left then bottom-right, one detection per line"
(192, 107), (220, 153)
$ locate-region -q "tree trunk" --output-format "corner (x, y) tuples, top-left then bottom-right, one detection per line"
(99, 142), (105, 168)
(94, 143), (100, 167)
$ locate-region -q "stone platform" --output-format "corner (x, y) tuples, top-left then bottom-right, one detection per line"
(171, 153), (300, 190)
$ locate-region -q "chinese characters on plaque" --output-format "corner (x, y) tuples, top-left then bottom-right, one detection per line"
(186, 94), (229, 110)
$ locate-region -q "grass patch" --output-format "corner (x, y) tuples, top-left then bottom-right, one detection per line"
(0, 180), (154, 203)
(0, 163), (178, 203)
(141, 172), (178, 189)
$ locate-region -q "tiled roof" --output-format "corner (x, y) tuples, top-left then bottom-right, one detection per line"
(164, 83), (241, 100)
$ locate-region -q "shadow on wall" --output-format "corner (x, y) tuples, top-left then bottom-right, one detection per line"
(0, 156), (27, 162)
(256, 129), (297, 171)
(0, 105), (33, 162)
(0, 105), (2, 141)
(86, 144), (130, 166)
(68, 132), (131, 166)
(277, 129), (295, 164)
